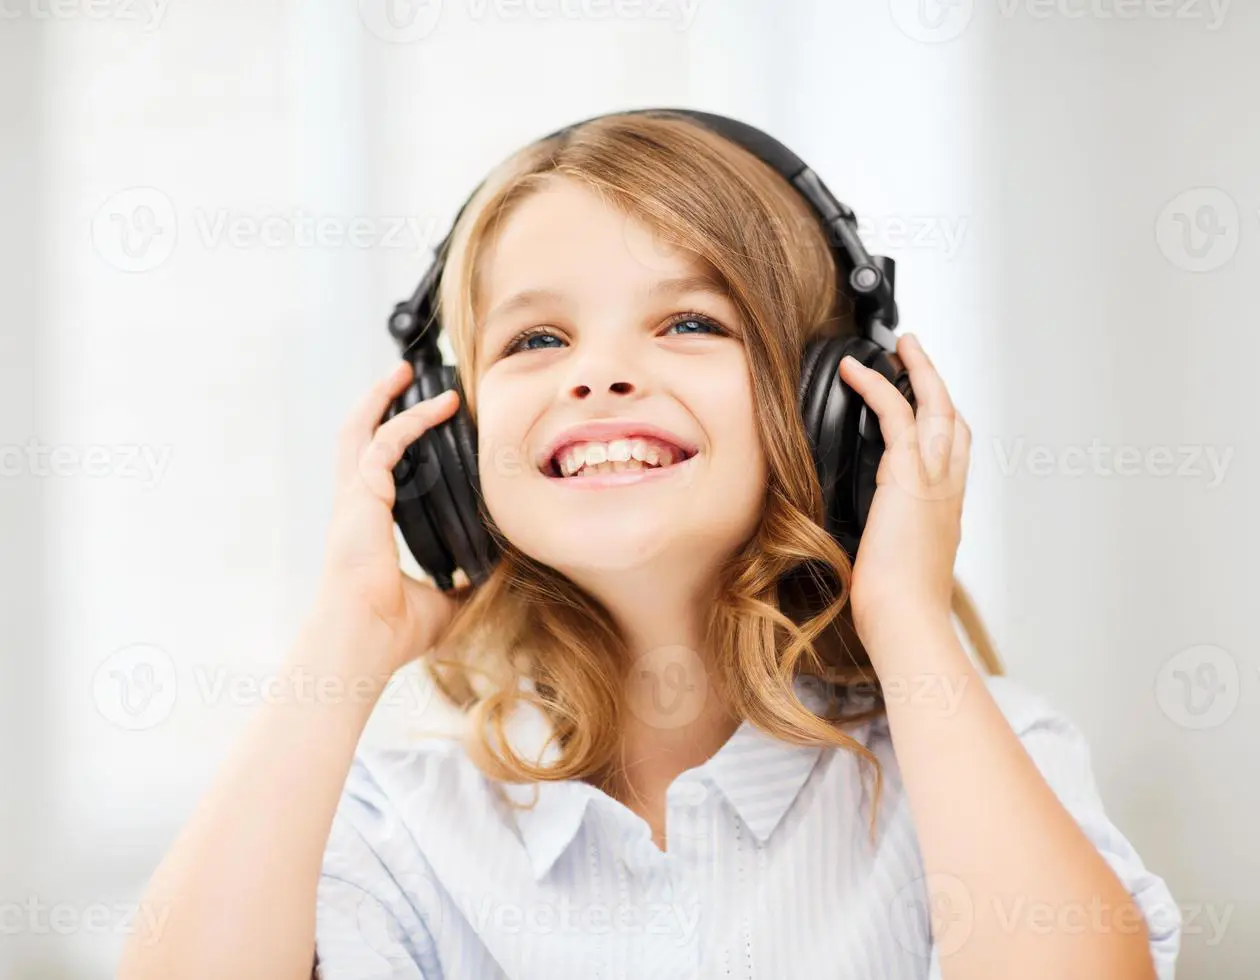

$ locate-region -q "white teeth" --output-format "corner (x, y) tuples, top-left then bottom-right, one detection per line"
(606, 439), (632, 462)
(553, 437), (687, 478)
(582, 459), (648, 476)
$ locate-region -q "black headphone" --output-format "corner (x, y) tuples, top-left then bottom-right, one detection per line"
(381, 108), (916, 593)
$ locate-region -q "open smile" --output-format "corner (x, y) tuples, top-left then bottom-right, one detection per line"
(542, 451), (699, 490)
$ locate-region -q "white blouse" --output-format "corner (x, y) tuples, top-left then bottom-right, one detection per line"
(314, 673), (1181, 979)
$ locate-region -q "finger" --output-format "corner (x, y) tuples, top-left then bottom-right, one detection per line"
(354, 388), (460, 490)
(895, 336), (959, 484)
(339, 360), (416, 460)
(374, 387), (460, 450)
(898, 334), (955, 420)
(839, 354), (917, 449)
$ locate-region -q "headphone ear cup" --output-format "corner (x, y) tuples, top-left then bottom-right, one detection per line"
(388, 379), (459, 589)
(799, 334), (896, 557)
(797, 336), (831, 417)
(436, 365), (499, 586)
(412, 366), (485, 589)
(849, 351), (916, 545)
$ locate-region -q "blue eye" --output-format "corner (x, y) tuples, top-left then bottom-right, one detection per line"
(500, 312), (729, 357)
(663, 313), (727, 336)
(515, 330), (563, 352)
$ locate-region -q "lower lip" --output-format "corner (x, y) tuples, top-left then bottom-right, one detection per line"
(544, 454), (698, 490)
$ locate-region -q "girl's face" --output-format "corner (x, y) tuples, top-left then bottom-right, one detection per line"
(473, 178), (768, 582)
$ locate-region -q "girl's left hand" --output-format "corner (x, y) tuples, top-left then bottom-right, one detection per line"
(838, 334), (971, 650)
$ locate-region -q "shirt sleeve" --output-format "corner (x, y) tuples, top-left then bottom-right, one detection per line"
(926, 677), (1182, 980)
(313, 754), (442, 979)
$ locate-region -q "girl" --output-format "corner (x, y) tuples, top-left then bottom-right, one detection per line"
(119, 111), (1181, 980)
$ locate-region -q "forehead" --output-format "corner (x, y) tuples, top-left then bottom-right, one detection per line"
(477, 178), (715, 314)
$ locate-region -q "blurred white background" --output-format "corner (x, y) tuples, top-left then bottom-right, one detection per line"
(1, 1), (1256, 977)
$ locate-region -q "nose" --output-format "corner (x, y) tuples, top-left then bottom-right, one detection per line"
(564, 343), (641, 401)
(571, 379), (635, 399)
(561, 326), (647, 403)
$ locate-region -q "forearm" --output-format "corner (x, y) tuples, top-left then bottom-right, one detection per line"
(116, 610), (392, 980)
(867, 617), (1155, 980)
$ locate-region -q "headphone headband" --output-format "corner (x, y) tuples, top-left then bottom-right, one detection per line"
(386, 107), (900, 365)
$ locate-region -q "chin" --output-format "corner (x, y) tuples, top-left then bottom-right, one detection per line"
(518, 517), (678, 577)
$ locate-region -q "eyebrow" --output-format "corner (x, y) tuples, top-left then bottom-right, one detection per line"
(482, 273), (731, 330)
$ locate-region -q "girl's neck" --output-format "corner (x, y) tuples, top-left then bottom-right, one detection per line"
(589, 682), (742, 851)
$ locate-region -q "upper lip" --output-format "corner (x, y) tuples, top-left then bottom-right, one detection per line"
(536, 419), (699, 475)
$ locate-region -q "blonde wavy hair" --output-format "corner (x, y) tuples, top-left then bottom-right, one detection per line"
(421, 110), (1003, 833)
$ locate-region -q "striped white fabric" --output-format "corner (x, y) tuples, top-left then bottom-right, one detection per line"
(314, 674), (1181, 979)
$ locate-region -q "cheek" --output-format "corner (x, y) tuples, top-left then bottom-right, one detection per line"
(700, 358), (764, 467)
(473, 379), (537, 502)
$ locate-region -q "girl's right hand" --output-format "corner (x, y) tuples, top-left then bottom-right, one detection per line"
(314, 359), (469, 677)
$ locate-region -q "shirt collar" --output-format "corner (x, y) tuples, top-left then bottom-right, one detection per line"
(499, 674), (871, 882)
